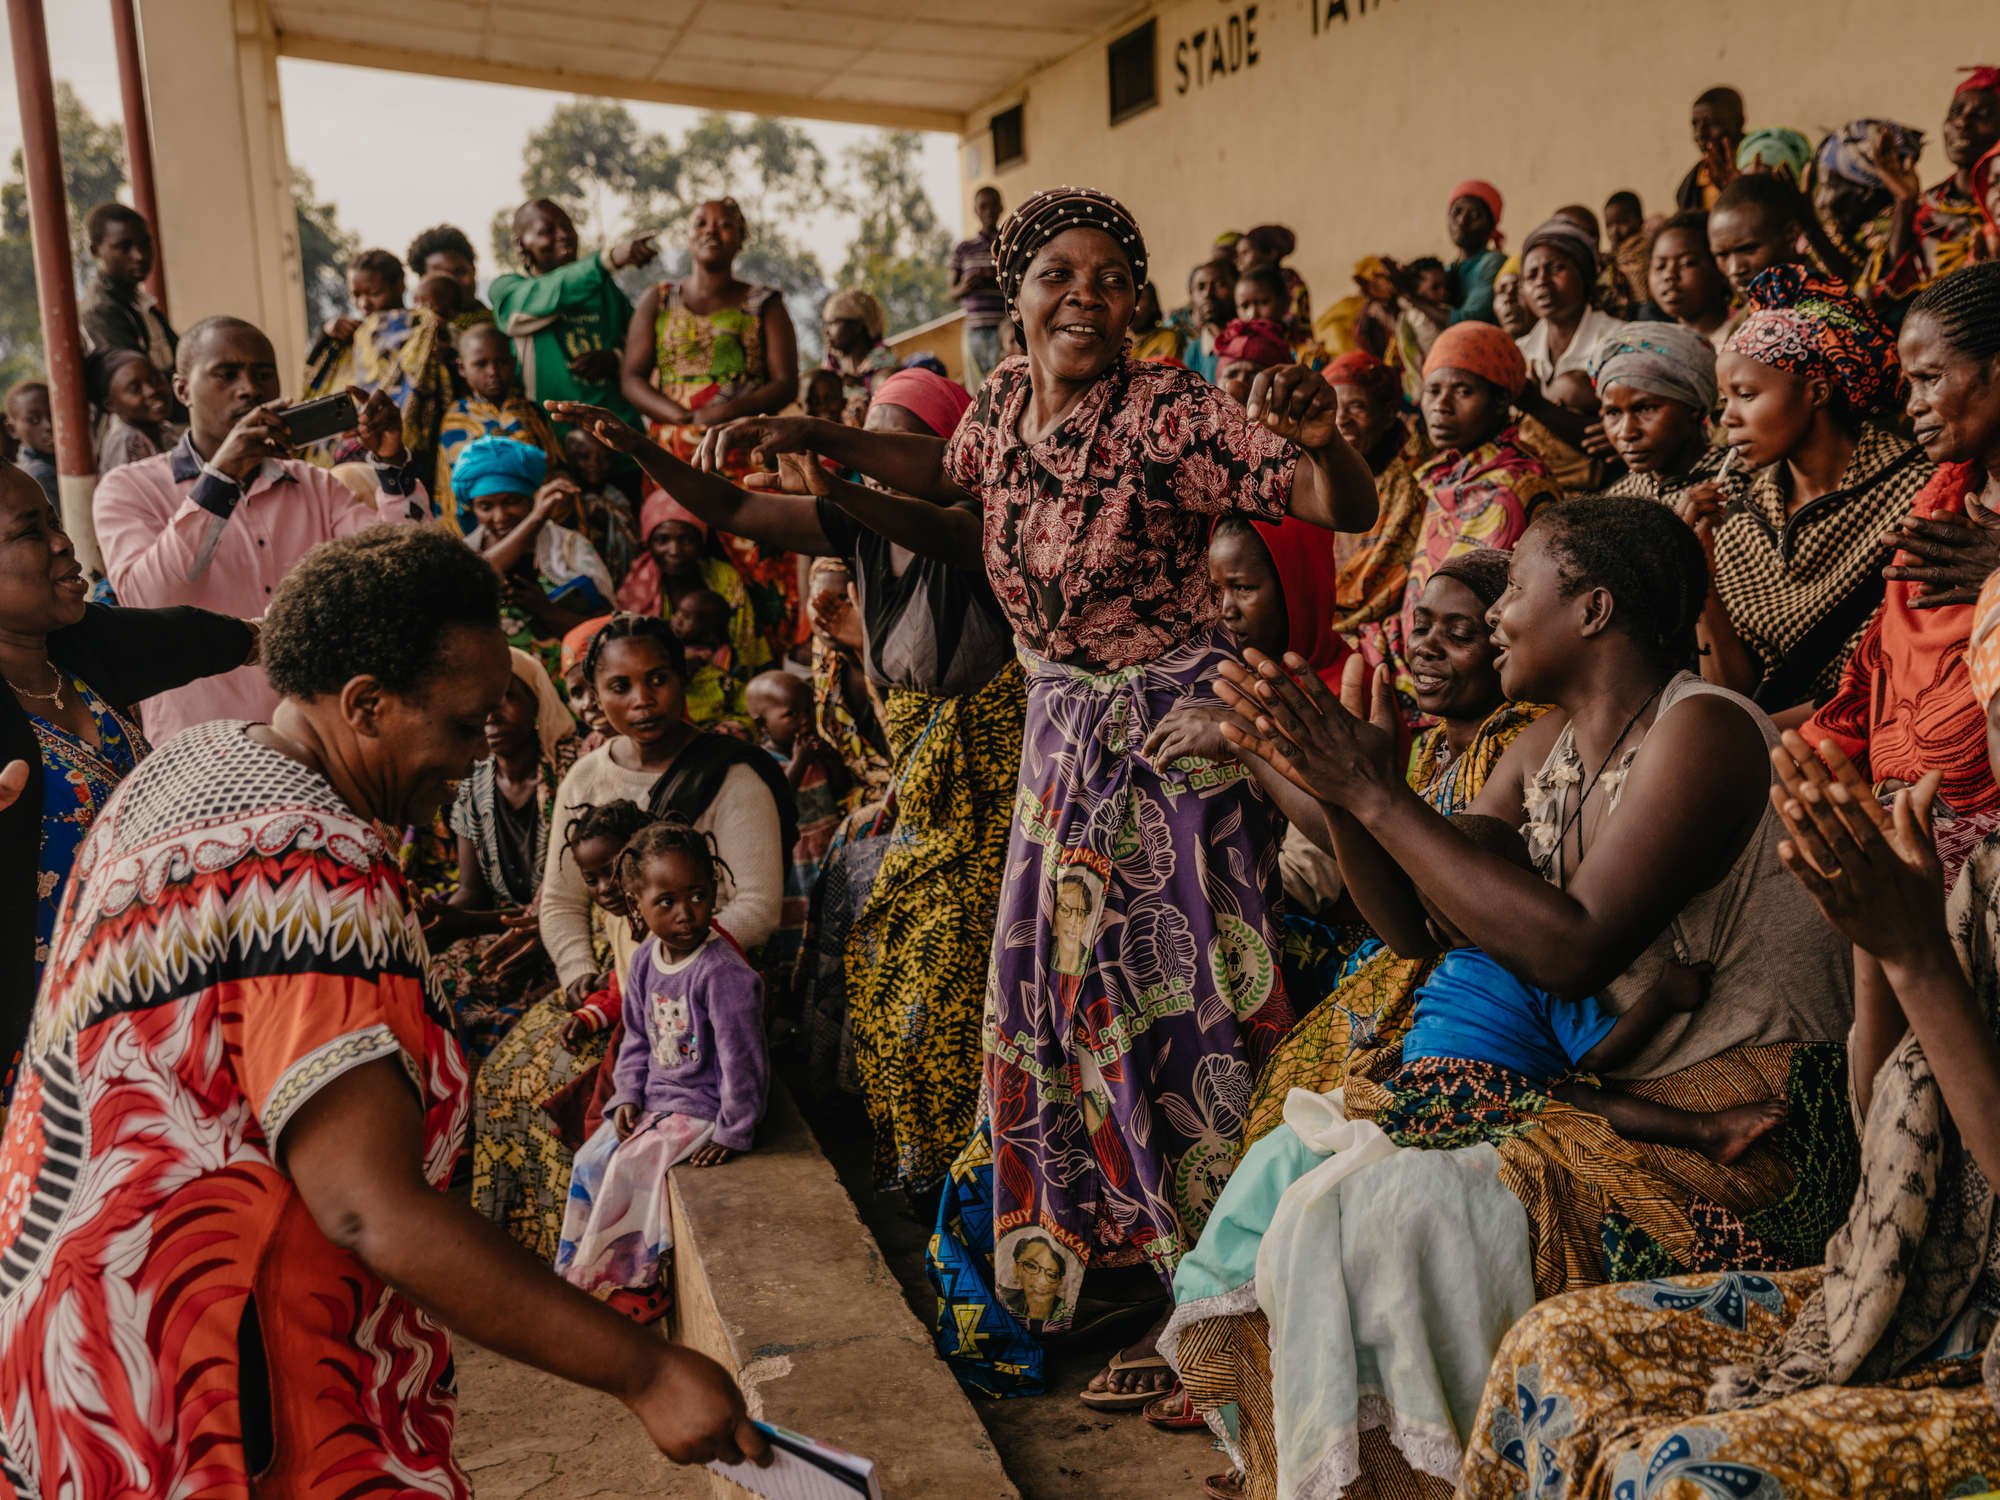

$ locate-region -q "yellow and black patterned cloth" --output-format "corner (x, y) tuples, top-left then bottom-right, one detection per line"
(844, 662), (1025, 1190)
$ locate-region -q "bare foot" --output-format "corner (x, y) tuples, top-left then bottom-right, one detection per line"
(1082, 1318), (1175, 1405)
(1697, 1099), (1786, 1166)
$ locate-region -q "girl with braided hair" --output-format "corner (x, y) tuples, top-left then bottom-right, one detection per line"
(695, 184), (1378, 1407)
(555, 814), (768, 1321)
(1169, 496), (1856, 1498)
(470, 613), (791, 1260)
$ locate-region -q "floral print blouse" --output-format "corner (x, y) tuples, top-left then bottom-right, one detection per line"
(943, 354), (1299, 671)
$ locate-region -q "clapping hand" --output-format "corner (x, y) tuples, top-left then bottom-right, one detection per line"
(1244, 366), (1341, 451)
(809, 579), (863, 653)
(1770, 730), (1947, 963)
(1859, 124), (1923, 204)
(1214, 650), (1402, 810)
(1882, 509), (2000, 608)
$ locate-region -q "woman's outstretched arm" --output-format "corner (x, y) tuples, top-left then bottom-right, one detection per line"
(818, 468), (983, 570)
(282, 1058), (769, 1468)
(695, 414), (972, 506)
(547, 402), (832, 555)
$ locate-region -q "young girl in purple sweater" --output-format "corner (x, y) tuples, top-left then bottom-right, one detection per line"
(555, 814), (769, 1320)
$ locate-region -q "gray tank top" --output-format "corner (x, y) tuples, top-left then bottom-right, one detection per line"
(1525, 672), (1853, 1079)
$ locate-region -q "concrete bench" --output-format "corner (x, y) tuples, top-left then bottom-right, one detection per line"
(669, 1081), (1020, 1500)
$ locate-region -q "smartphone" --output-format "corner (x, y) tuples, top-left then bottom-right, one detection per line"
(280, 393), (359, 446)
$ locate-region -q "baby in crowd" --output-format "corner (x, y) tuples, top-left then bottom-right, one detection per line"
(1394, 814), (1786, 1165)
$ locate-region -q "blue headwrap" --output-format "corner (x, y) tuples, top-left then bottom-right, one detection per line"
(452, 435), (548, 505)
(1814, 119), (1925, 192)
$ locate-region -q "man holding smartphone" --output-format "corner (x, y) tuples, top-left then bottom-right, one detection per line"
(94, 315), (430, 746)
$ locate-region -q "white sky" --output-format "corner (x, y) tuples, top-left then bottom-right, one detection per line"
(0, 9), (961, 278)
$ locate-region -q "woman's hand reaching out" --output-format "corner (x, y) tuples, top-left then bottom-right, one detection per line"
(693, 415), (820, 475)
(545, 402), (651, 456)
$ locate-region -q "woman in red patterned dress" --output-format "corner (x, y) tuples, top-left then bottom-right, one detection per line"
(0, 526), (763, 1497)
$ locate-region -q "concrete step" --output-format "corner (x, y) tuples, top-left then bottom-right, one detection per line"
(670, 1080), (1020, 1500)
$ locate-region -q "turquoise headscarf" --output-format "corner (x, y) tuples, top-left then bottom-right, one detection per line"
(1736, 128), (1814, 189)
(451, 435), (547, 501)
(450, 435), (548, 530)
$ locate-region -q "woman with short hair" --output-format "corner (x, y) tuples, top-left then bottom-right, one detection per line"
(0, 525), (763, 1495)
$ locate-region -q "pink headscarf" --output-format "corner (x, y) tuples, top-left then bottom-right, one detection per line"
(871, 367), (974, 439)
(615, 487), (710, 612)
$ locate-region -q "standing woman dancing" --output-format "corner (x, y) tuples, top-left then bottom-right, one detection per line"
(698, 186), (1377, 1404)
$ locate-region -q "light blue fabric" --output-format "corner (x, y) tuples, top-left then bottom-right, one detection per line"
(1161, 1089), (1536, 1492)
(1400, 947), (1619, 1078)
(451, 433), (548, 501)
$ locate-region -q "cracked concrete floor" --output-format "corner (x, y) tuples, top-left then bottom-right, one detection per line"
(455, 1338), (709, 1499)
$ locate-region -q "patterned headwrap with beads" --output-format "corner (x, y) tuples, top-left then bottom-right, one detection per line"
(1723, 264), (1901, 422)
(994, 186), (1149, 318)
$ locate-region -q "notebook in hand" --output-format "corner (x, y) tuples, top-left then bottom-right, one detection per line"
(709, 1420), (883, 1500)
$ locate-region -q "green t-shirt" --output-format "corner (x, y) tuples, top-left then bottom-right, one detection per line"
(489, 251), (638, 427)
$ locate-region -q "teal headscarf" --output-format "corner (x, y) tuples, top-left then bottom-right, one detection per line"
(1736, 128), (1814, 189)
(450, 435), (548, 529)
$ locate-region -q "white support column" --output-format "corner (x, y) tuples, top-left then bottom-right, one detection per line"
(134, 0), (307, 383)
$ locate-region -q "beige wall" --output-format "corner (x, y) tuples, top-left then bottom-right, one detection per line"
(957, 0), (1992, 312)
(136, 0), (307, 382)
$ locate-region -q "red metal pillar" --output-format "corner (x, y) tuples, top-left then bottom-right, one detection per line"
(7, 0), (101, 571)
(108, 0), (167, 313)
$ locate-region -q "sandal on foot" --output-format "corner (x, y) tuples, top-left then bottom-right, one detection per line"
(1078, 1350), (1174, 1412)
(606, 1286), (671, 1325)
(1202, 1471), (1245, 1500)
(1143, 1387), (1207, 1431)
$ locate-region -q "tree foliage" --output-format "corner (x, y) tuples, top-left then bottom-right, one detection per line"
(293, 166), (361, 336)
(0, 83), (128, 389)
(492, 101), (956, 359)
(835, 131), (952, 335)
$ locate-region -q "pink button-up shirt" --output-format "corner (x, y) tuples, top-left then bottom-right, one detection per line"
(95, 435), (426, 745)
